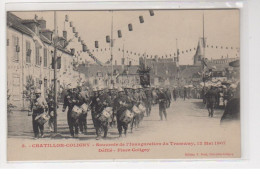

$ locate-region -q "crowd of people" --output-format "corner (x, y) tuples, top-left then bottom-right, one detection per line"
(29, 84), (173, 140)
(29, 80), (240, 139)
(201, 81), (240, 121)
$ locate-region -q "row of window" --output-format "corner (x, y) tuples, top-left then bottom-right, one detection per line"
(11, 35), (49, 68)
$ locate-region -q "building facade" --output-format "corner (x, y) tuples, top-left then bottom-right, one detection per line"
(7, 12), (79, 110)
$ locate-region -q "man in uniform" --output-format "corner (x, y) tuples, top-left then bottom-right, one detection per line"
(165, 87), (172, 108)
(89, 87), (101, 140)
(108, 86), (117, 128)
(114, 87), (133, 137)
(97, 87), (113, 138)
(158, 87), (168, 121)
(205, 85), (217, 117)
(90, 87), (111, 140)
(144, 86), (152, 117)
(173, 87), (177, 101)
(62, 84), (79, 138)
(30, 89), (48, 139)
(76, 85), (89, 134)
(183, 87), (187, 101)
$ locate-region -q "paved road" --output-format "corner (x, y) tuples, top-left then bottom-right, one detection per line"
(8, 98), (225, 141)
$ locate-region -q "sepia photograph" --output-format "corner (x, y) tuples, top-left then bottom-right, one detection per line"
(6, 9), (240, 161)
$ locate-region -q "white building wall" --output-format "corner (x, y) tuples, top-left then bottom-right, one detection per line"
(7, 27), (79, 110)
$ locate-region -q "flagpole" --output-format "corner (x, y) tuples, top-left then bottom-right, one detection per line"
(176, 38), (180, 87)
(53, 10), (58, 133)
(203, 12), (205, 64)
(110, 10), (114, 88)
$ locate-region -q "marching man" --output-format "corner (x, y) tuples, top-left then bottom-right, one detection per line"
(30, 89), (48, 139)
(62, 84), (79, 138)
(157, 87), (168, 121)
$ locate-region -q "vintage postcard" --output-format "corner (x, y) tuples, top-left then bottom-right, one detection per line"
(6, 9), (240, 161)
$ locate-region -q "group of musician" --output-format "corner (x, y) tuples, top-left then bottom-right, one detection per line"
(30, 84), (171, 140)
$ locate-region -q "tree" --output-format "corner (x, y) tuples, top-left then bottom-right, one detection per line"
(7, 89), (16, 114)
(22, 75), (36, 109)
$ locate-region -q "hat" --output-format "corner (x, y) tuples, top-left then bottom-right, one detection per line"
(118, 87), (124, 92)
(92, 87), (97, 92)
(71, 83), (77, 89)
(98, 86), (104, 91)
(35, 89), (41, 94)
(230, 84), (237, 89)
(67, 84), (72, 89)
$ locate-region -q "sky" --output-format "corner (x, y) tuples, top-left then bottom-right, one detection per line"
(12, 9), (240, 65)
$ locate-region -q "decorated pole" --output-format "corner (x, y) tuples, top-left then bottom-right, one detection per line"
(176, 38), (180, 87)
(110, 10), (114, 88)
(53, 11), (58, 133)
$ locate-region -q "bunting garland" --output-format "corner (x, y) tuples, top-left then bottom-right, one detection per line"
(64, 12), (239, 67)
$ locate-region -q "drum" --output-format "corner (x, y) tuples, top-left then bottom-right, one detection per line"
(97, 107), (113, 122)
(97, 114), (108, 122)
(35, 113), (50, 125)
(81, 103), (88, 114)
(102, 107), (113, 117)
(49, 111), (54, 117)
(132, 105), (141, 114)
(71, 106), (82, 119)
(122, 110), (134, 124)
(138, 104), (146, 113)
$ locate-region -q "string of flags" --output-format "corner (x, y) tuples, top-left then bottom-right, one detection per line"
(64, 14), (103, 66)
(64, 12), (240, 66)
(90, 10), (155, 62)
(87, 44), (240, 60)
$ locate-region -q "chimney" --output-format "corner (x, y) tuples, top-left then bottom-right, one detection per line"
(38, 19), (46, 29)
(63, 31), (67, 40)
(40, 29), (53, 41)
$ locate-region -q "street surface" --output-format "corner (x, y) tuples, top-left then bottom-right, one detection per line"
(8, 98), (225, 141)
(8, 98), (241, 160)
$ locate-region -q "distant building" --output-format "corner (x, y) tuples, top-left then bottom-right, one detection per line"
(206, 57), (240, 81)
(192, 37), (240, 83)
(144, 57), (179, 86)
(78, 64), (140, 88)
